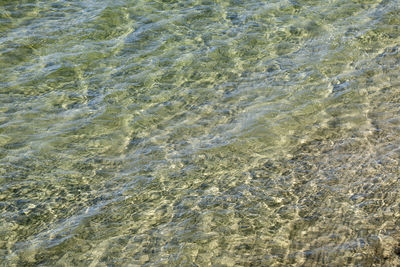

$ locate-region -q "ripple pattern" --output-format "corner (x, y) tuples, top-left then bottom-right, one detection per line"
(0, 0), (399, 265)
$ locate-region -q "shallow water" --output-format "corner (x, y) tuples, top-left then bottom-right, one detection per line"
(1, 0), (399, 265)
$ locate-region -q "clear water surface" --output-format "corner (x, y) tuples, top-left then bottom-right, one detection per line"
(0, 0), (399, 265)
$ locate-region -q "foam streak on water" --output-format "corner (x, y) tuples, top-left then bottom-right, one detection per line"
(0, 0), (399, 265)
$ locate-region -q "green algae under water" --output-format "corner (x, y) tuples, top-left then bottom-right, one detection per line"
(0, 0), (400, 265)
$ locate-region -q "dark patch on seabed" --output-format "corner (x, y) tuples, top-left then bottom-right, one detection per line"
(246, 46), (400, 266)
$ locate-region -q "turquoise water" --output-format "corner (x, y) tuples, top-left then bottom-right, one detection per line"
(1, 0), (399, 265)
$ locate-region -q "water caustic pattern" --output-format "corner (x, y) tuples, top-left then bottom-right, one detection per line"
(0, 0), (399, 265)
